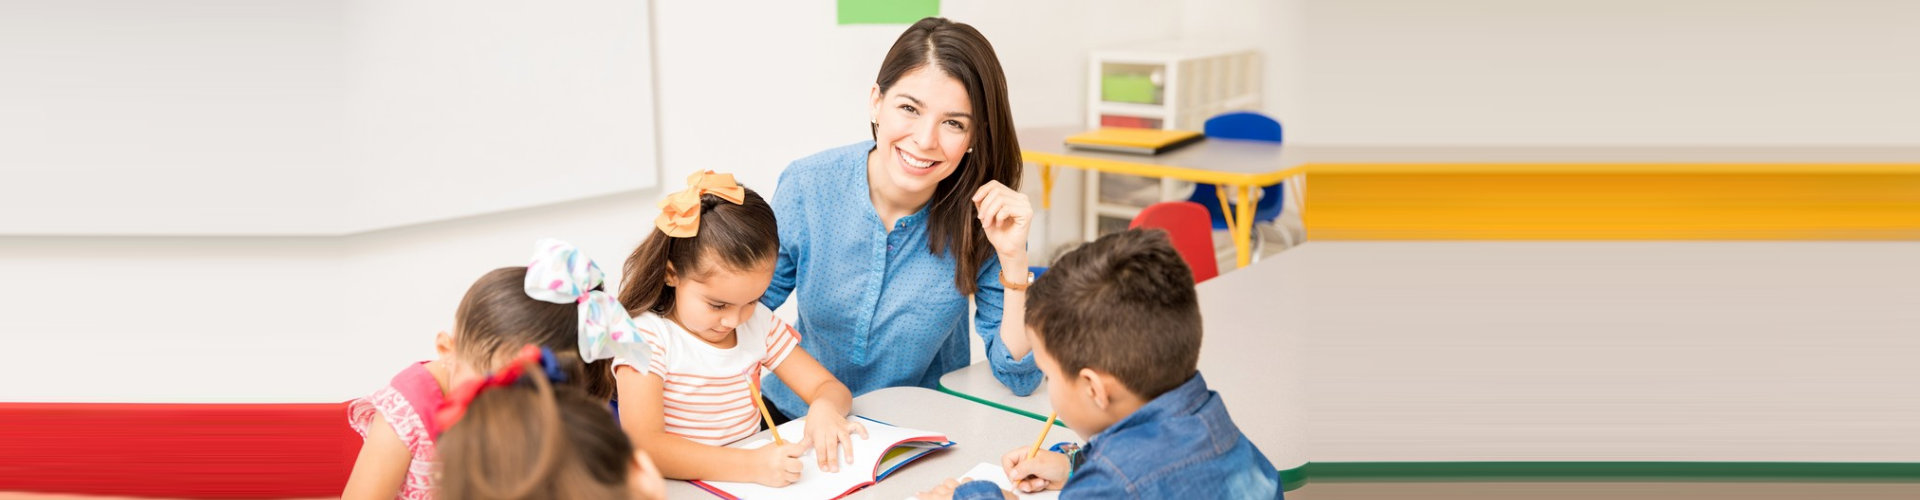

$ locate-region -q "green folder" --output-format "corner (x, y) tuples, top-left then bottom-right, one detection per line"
(1102, 74), (1158, 104)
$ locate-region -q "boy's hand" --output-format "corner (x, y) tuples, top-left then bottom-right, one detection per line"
(752, 441), (807, 487)
(1001, 447), (1070, 493)
(800, 403), (868, 473)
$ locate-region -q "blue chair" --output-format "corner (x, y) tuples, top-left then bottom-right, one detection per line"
(1183, 112), (1291, 258)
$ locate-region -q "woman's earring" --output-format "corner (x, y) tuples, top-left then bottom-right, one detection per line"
(967, 148), (974, 153)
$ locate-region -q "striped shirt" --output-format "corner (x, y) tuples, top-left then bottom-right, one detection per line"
(617, 303), (801, 446)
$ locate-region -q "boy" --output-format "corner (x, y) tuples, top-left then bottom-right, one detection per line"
(921, 229), (1282, 499)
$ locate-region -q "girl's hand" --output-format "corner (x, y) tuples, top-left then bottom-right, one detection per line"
(971, 181), (1032, 262)
(753, 441), (807, 487)
(800, 403), (869, 473)
(630, 451), (667, 500)
(1002, 448), (1070, 492)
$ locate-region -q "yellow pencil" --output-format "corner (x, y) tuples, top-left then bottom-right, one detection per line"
(750, 377), (784, 445)
(1027, 413), (1057, 459)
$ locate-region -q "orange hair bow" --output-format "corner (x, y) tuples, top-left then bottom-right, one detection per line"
(655, 170), (746, 238)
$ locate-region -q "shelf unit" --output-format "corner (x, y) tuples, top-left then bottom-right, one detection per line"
(1081, 43), (1261, 242)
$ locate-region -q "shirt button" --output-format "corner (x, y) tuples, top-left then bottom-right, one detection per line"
(887, 244), (895, 251)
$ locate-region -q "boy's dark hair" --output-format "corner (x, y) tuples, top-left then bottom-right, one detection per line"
(1025, 229), (1201, 400)
(455, 267), (616, 401)
(436, 366), (633, 499)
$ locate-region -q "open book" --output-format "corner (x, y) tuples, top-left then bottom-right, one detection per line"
(691, 415), (954, 499)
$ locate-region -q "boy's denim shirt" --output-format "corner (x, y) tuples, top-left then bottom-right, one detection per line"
(956, 372), (1282, 499)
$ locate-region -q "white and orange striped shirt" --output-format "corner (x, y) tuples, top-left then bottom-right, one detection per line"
(617, 303), (802, 446)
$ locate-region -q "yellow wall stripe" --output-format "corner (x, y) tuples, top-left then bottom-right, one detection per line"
(1303, 166), (1920, 240)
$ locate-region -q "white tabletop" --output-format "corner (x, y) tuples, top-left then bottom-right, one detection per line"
(665, 386), (1083, 499)
(942, 241), (1920, 466)
(937, 365), (1054, 421)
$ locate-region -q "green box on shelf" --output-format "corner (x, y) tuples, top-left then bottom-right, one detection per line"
(1102, 74), (1158, 104)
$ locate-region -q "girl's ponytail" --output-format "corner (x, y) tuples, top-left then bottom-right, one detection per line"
(436, 346), (635, 500)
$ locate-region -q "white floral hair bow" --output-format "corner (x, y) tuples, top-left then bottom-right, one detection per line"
(525, 238), (650, 366)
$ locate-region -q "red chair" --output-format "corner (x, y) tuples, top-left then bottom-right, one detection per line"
(0, 402), (362, 499)
(1130, 201), (1220, 283)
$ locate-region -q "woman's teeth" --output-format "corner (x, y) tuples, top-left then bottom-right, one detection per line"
(898, 149), (936, 169)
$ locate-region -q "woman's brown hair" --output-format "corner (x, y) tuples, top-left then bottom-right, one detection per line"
(454, 267), (617, 401)
(873, 17), (1022, 295)
(435, 360), (634, 499)
(619, 187), (779, 317)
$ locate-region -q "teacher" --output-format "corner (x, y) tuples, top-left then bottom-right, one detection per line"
(758, 17), (1038, 420)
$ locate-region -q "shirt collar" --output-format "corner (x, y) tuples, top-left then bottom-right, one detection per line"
(1091, 372), (1210, 442)
(853, 140), (932, 231)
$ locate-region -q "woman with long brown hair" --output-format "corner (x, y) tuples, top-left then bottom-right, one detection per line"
(758, 17), (1040, 420)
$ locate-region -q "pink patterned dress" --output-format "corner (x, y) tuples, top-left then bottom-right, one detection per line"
(347, 362), (445, 499)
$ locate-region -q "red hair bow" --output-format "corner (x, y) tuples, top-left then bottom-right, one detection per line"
(435, 345), (544, 429)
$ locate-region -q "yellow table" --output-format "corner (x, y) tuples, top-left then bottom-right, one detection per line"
(1297, 146), (1920, 240)
(1020, 126), (1304, 268)
(1027, 133), (1920, 256)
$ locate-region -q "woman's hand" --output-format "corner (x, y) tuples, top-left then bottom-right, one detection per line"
(801, 401), (869, 473)
(971, 180), (1032, 264)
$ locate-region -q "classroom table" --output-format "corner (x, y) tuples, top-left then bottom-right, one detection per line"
(1020, 125), (1304, 268)
(664, 386), (1084, 499)
(941, 240), (1920, 478)
(1021, 136), (1920, 267)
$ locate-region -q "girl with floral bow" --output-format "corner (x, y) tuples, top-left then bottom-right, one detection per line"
(343, 239), (650, 500)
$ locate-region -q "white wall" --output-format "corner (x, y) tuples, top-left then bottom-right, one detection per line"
(1169, 0), (1920, 145)
(1295, 0), (1920, 145)
(648, 0), (1183, 192)
(0, 1), (1181, 402)
(1178, 0), (1303, 126)
(0, 0), (657, 236)
(0, 0), (349, 234)
(0, 192), (656, 402)
(16, 0), (1908, 403)
(343, 0), (657, 232)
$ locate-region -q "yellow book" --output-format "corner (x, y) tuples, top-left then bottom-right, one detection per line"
(1064, 128), (1204, 155)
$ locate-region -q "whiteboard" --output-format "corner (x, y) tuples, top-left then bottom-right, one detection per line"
(0, 0), (657, 235)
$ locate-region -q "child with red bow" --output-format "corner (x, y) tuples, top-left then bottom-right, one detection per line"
(342, 239), (650, 499)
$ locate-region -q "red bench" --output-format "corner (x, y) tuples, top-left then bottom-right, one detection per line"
(0, 403), (360, 499)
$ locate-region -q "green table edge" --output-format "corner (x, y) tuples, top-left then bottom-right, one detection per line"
(937, 383), (1920, 492)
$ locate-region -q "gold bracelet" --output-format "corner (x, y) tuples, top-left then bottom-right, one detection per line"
(1000, 269), (1034, 291)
